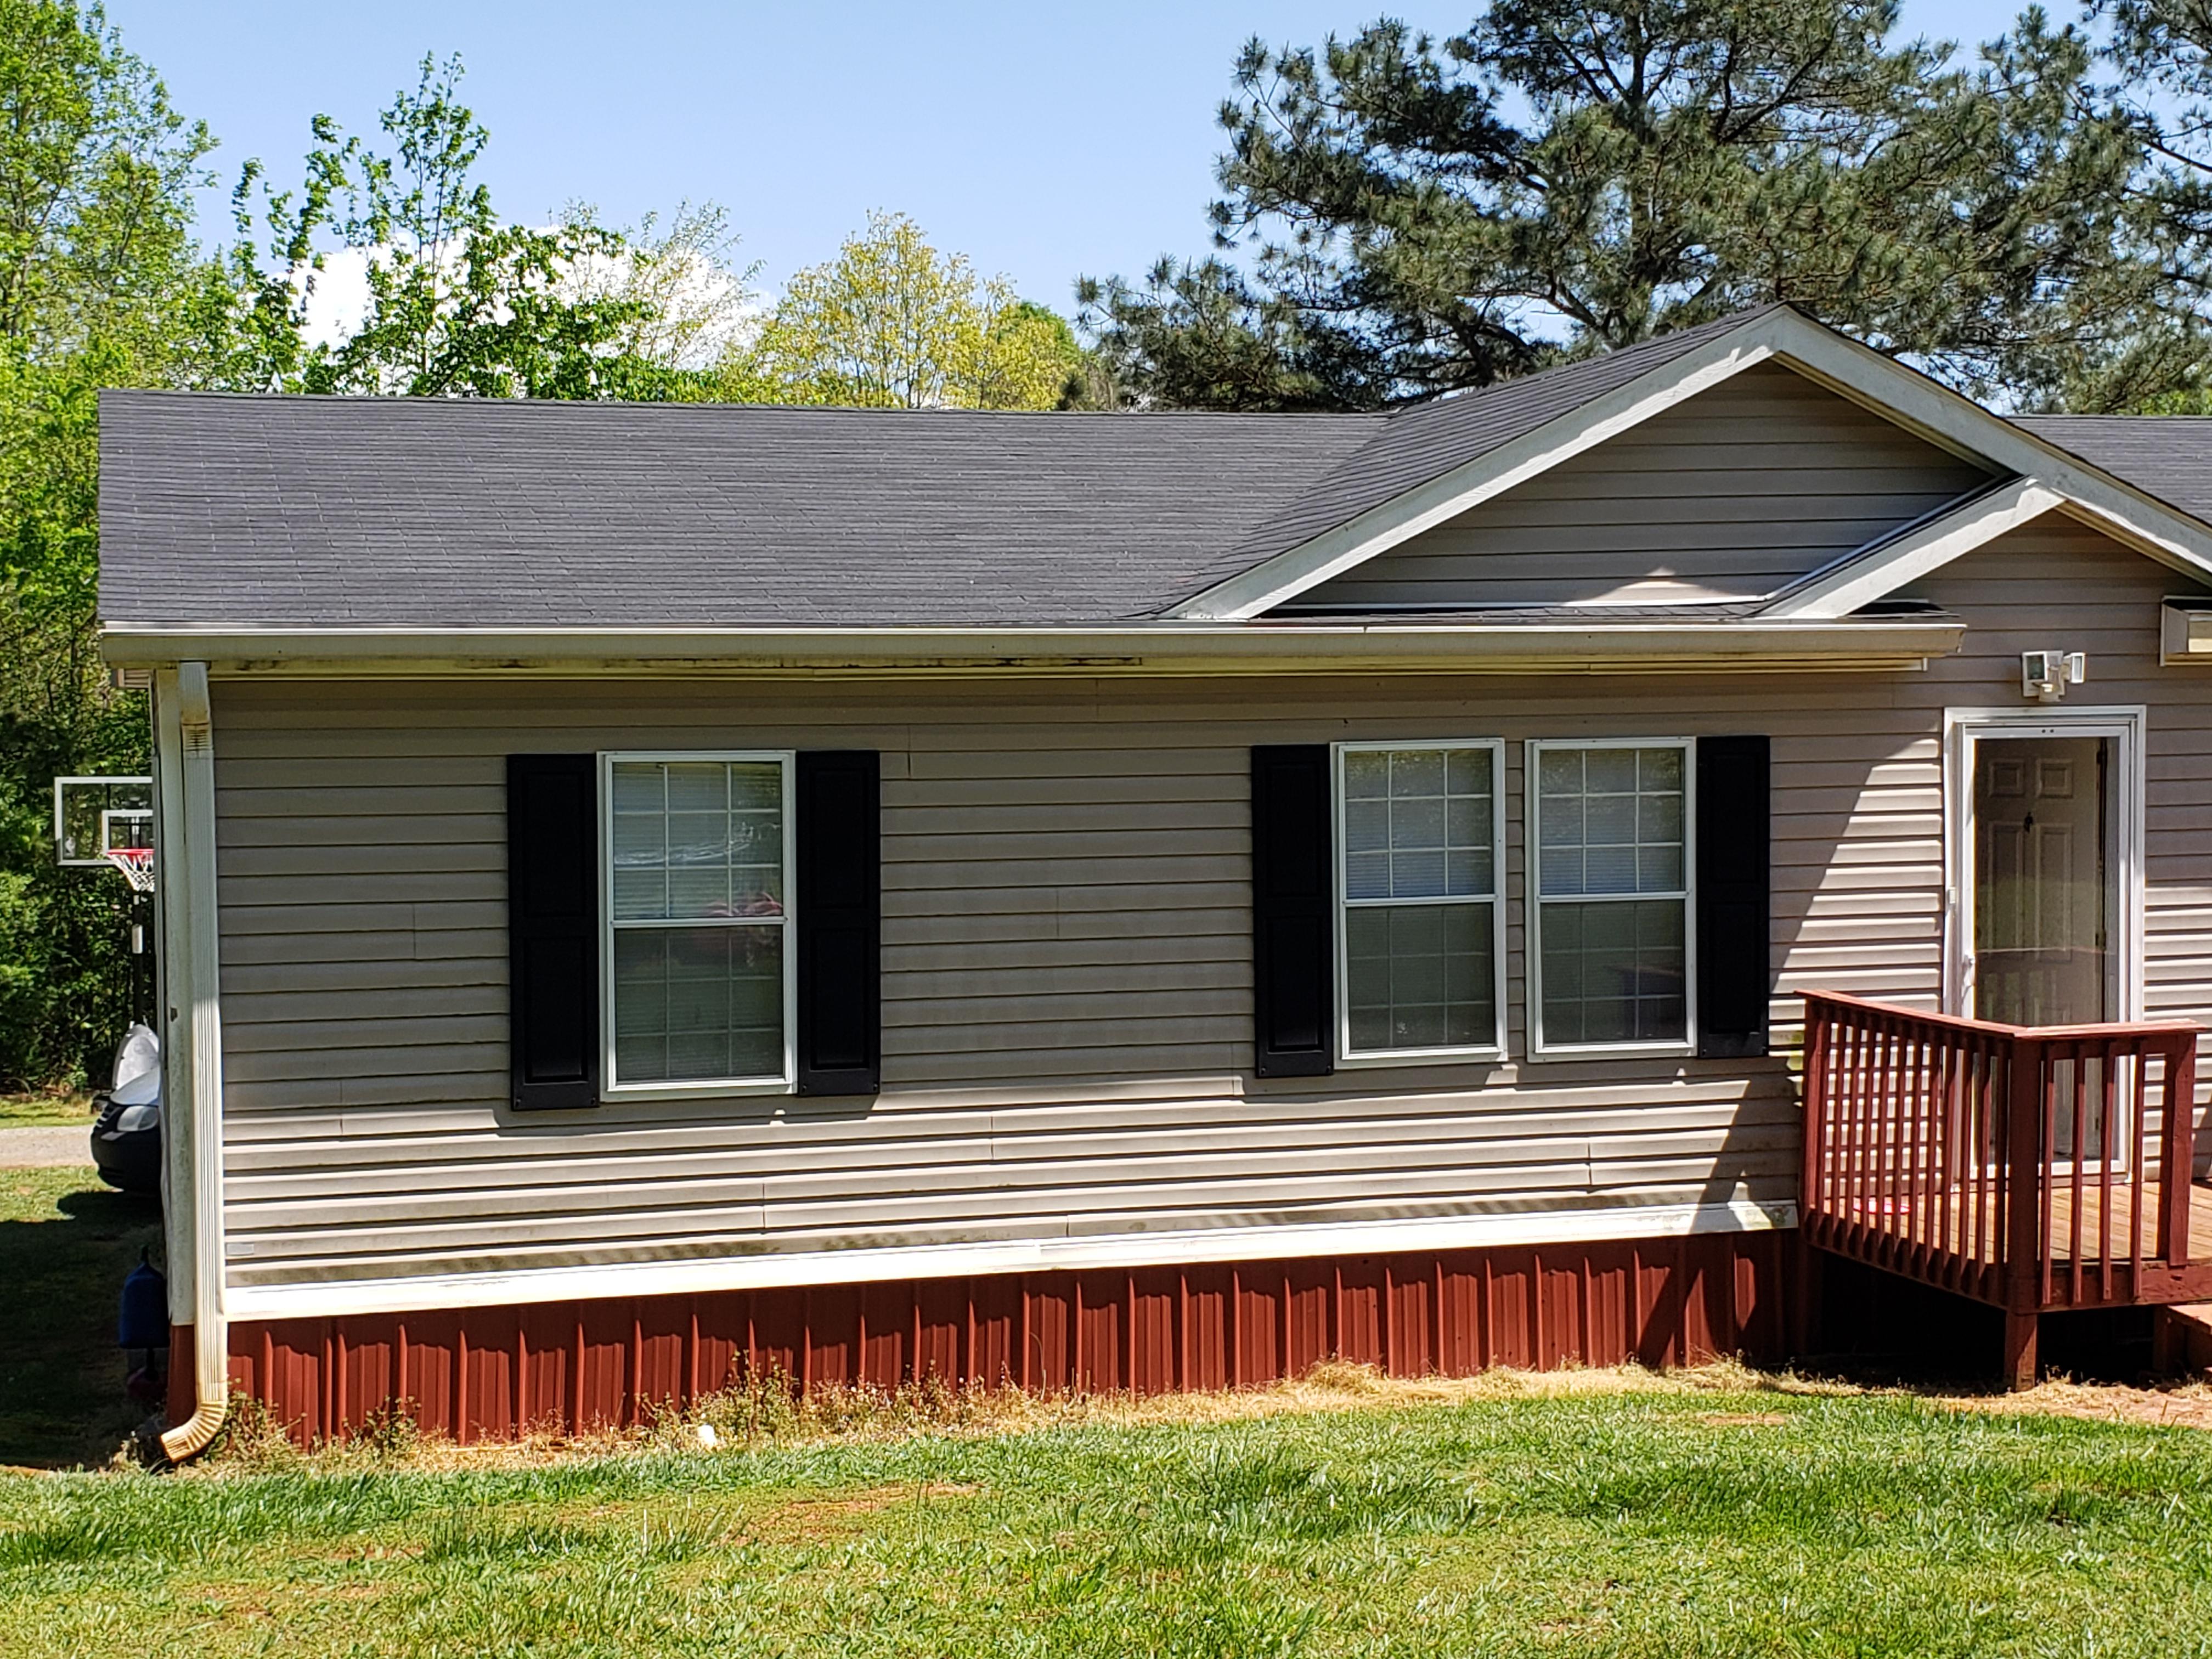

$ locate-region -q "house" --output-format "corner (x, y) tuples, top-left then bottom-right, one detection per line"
(97, 302), (2212, 1458)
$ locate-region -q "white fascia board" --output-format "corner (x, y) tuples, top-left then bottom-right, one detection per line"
(221, 1197), (1796, 1322)
(1173, 328), (1785, 622)
(1762, 477), (2066, 619)
(1177, 306), (2212, 624)
(98, 618), (1965, 676)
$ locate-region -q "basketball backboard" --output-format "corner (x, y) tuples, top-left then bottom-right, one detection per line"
(55, 776), (153, 866)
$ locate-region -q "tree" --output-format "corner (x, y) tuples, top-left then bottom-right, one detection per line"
(2088, 0), (2212, 405)
(721, 211), (1083, 409)
(556, 200), (760, 377)
(0, 0), (213, 362)
(0, 2), (215, 1084)
(225, 54), (695, 400)
(1081, 0), (2161, 410)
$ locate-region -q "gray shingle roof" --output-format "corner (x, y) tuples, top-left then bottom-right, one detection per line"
(2013, 415), (2212, 523)
(97, 393), (1384, 628)
(95, 307), (1791, 632)
(95, 304), (2212, 633)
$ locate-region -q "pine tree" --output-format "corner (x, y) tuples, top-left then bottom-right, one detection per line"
(1081, 0), (2162, 409)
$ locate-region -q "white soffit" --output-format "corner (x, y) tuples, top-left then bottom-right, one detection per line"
(1181, 307), (2212, 622)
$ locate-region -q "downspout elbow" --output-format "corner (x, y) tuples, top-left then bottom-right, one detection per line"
(159, 1378), (227, 1462)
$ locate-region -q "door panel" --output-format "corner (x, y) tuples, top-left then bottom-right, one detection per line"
(1972, 735), (2110, 1028)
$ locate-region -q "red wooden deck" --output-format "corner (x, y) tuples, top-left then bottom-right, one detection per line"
(1800, 991), (2207, 1383)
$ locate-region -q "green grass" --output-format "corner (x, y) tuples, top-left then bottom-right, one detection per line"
(5, 1169), (2211, 1654)
(3, 1391), (2212, 1655)
(0, 1167), (162, 1470)
(0, 1092), (92, 1129)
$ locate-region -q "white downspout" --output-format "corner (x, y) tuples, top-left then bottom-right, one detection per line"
(160, 661), (227, 1462)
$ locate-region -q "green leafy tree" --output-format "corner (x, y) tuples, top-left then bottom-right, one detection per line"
(1081, 0), (2159, 409)
(557, 200), (760, 376)
(721, 211), (1084, 409)
(0, 2), (218, 1084)
(225, 54), (694, 400)
(0, 0), (213, 360)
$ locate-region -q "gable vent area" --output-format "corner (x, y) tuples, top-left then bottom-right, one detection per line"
(1280, 362), (2004, 614)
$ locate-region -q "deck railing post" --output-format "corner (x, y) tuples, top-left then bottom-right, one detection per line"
(1793, 1000), (1832, 1362)
(2002, 1031), (2046, 1319)
(1801, 999), (1830, 1228)
(2157, 1033), (2200, 1268)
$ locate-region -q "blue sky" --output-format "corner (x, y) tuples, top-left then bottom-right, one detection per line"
(108, 1), (2038, 313)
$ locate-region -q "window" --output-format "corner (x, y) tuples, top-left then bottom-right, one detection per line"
(602, 753), (794, 1093)
(1335, 742), (1505, 1060)
(1528, 740), (1694, 1054)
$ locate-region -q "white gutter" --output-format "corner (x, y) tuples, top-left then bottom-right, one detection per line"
(98, 619), (1966, 676)
(159, 661), (227, 1464)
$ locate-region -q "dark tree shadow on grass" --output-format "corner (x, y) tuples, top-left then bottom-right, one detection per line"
(0, 1170), (162, 1469)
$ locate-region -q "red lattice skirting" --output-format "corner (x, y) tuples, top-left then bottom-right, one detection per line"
(174, 1231), (1790, 1446)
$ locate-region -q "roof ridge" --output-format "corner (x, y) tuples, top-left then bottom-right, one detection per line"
(94, 386), (1385, 422)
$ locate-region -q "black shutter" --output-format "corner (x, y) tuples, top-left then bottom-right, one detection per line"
(1696, 735), (1771, 1058)
(796, 751), (880, 1095)
(507, 754), (600, 1110)
(1251, 745), (1334, 1077)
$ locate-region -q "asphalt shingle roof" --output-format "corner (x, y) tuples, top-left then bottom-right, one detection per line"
(97, 308), (1793, 631)
(2013, 415), (2212, 523)
(97, 394), (1385, 628)
(94, 303), (2212, 633)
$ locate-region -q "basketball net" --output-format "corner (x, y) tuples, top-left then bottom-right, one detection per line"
(104, 847), (154, 893)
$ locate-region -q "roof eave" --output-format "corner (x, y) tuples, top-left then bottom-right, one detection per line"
(98, 619), (1966, 678)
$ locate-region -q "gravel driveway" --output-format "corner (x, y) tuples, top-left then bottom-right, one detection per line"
(0, 1126), (91, 1167)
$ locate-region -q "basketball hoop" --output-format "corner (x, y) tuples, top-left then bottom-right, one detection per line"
(103, 847), (154, 894)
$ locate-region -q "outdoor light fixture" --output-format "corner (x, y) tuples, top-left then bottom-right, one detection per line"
(2022, 649), (2088, 702)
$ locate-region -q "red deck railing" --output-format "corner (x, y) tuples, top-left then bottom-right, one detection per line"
(1800, 991), (2204, 1316)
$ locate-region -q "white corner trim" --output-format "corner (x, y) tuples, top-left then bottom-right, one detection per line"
(1762, 478), (2066, 619)
(1176, 306), (2212, 624)
(220, 1198), (1796, 1322)
(1172, 331), (1782, 622)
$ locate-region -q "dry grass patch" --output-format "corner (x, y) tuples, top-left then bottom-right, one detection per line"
(184, 1357), (1887, 1476)
(178, 1353), (2212, 1477)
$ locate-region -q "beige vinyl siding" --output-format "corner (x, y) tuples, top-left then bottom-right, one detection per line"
(1915, 517), (2212, 1037)
(1299, 362), (1997, 609)
(209, 518), (2212, 1292)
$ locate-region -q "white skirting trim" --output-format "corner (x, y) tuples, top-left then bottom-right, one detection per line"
(222, 1199), (1796, 1323)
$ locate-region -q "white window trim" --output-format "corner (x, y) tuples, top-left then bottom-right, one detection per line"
(599, 749), (798, 1099)
(1525, 737), (1699, 1060)
(1941, 706), (2146, 1026)
(1332, 739), (1509, 1065)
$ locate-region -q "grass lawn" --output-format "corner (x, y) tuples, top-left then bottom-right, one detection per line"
(0, 1092), (92, 1129)
(0, 1166), (162, 1470)
(2, 1383), (2211, 1656)
(6, 1172), (2212, 1655)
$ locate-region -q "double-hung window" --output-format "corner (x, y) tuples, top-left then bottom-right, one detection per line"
(1527, 739), (1694, 1054)
(1335, 741), (1506, 1060)
(602, 752), (795, 1094)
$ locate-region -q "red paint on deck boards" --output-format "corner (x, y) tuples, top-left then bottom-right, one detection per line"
(177, 1232), (1788, 1446)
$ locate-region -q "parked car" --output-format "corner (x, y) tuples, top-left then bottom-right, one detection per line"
(91, 1022), (160, 1195)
